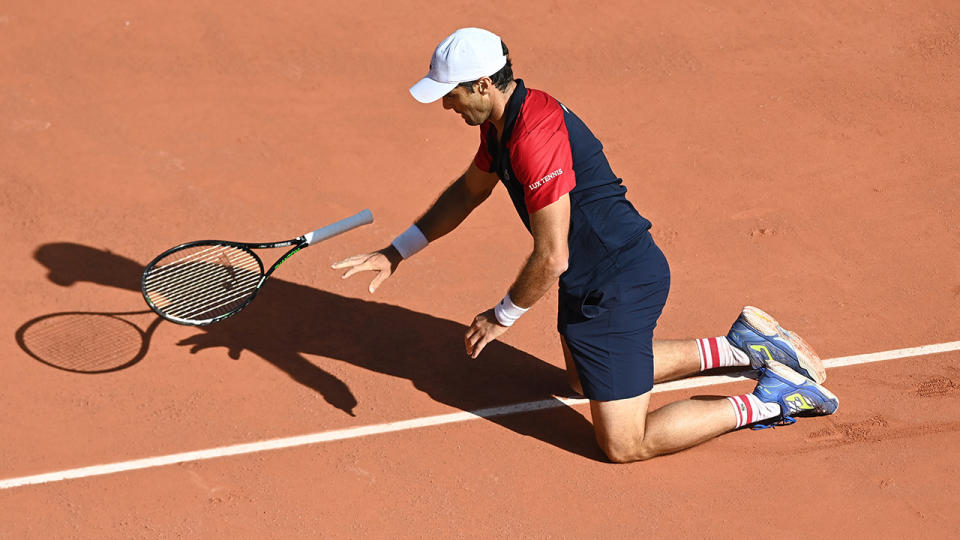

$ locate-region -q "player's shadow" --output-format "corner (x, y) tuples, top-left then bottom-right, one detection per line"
(31, 243), (603, 459)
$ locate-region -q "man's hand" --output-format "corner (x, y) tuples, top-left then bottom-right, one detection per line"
(332, 246), (403, 293)
(465, 308), (509, 359)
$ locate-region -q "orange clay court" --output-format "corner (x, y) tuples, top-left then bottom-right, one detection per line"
(2, 1), (959, 537)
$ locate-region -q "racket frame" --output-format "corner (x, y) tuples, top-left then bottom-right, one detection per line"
(141, 237), (302, 326)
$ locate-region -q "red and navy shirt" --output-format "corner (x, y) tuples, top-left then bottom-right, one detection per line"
(474, 79), (652, 294)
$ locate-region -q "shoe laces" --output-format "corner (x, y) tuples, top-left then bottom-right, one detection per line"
(750, 414), (798, 430)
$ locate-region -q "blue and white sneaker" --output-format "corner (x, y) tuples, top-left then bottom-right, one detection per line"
(751, 359), (839, 429)
(727, 306), (827, 384)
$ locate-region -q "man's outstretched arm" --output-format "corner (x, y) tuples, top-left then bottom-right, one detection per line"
(332, 161), (499, 292)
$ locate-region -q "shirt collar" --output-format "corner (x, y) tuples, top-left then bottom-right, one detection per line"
(500, 78), (527, 143)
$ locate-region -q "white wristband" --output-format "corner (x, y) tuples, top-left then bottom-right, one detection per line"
(391, 225), (429, 259)
(493, 292), (529, 327)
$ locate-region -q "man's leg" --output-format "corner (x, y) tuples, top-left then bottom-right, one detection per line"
(589, 391), (738, 463)
(563, 323), (838, 463)
(563, 336), (763, 460)
(649, 305), (830, 385)
(561, 338), (585, 395)
(587, 359), (839, 463)
(651, 339), (702, 382)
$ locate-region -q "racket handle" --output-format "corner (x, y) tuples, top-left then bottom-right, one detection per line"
(303, 209), (374, 246)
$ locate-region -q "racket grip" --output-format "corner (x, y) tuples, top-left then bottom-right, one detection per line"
(303, 209), (374, 246)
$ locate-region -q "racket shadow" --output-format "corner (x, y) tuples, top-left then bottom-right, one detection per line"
(16, 310), (161, 374)
(31, 242), (603, 460)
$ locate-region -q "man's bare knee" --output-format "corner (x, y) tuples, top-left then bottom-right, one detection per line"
(597, 435), (657, 463)
(589, 393), (654, 463)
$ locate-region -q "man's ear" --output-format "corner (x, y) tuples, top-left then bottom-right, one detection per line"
(476, 77), (493, 95)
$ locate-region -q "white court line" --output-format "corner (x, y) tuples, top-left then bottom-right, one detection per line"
(2, 340), (958, 491)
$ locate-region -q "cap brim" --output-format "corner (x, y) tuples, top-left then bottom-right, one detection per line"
(409, 76), (457, 104)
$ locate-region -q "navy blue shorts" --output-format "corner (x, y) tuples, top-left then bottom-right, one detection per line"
(557, 233), (670, 401)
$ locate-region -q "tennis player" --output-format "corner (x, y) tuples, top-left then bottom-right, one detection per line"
(333, 28), (839, 462)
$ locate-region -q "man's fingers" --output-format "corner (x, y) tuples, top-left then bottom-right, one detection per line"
(465, 311), (508, 358)
(470, 335), (490, 359)
(333, 252), (395, 294)
(331, 253), (369, 269)
(465, 323), (491, 358)
(368, 270), (389, 293)
(340, 264), (370, 280)
(337, 255), (381, 280)
(464, 325), (480, 355)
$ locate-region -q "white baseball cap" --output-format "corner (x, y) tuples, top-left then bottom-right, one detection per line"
(409, 28), (507, 104)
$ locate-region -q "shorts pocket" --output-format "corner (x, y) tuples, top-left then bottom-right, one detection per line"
(580, 283), (618, 319)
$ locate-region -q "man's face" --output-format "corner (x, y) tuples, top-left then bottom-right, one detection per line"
(441, 84), (490, 126)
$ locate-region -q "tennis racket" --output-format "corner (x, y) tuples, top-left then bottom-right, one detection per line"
(142, 209), (373, 325)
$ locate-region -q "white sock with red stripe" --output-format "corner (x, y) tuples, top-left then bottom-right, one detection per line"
(696, 337), (750, 371)
(727, 394), (781, 428)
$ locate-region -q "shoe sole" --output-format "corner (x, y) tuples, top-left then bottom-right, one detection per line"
(764, 358), (839, 415)
(741, 306), (827, 384)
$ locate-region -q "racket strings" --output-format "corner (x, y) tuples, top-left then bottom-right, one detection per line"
(146, 251), (259, 303)
(143, 243), (226, 280)
(145, 245), (253, 285)
(145, 247), (260, 313)
(152, 275), (260, 320)
(143, 244), (262, 322)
